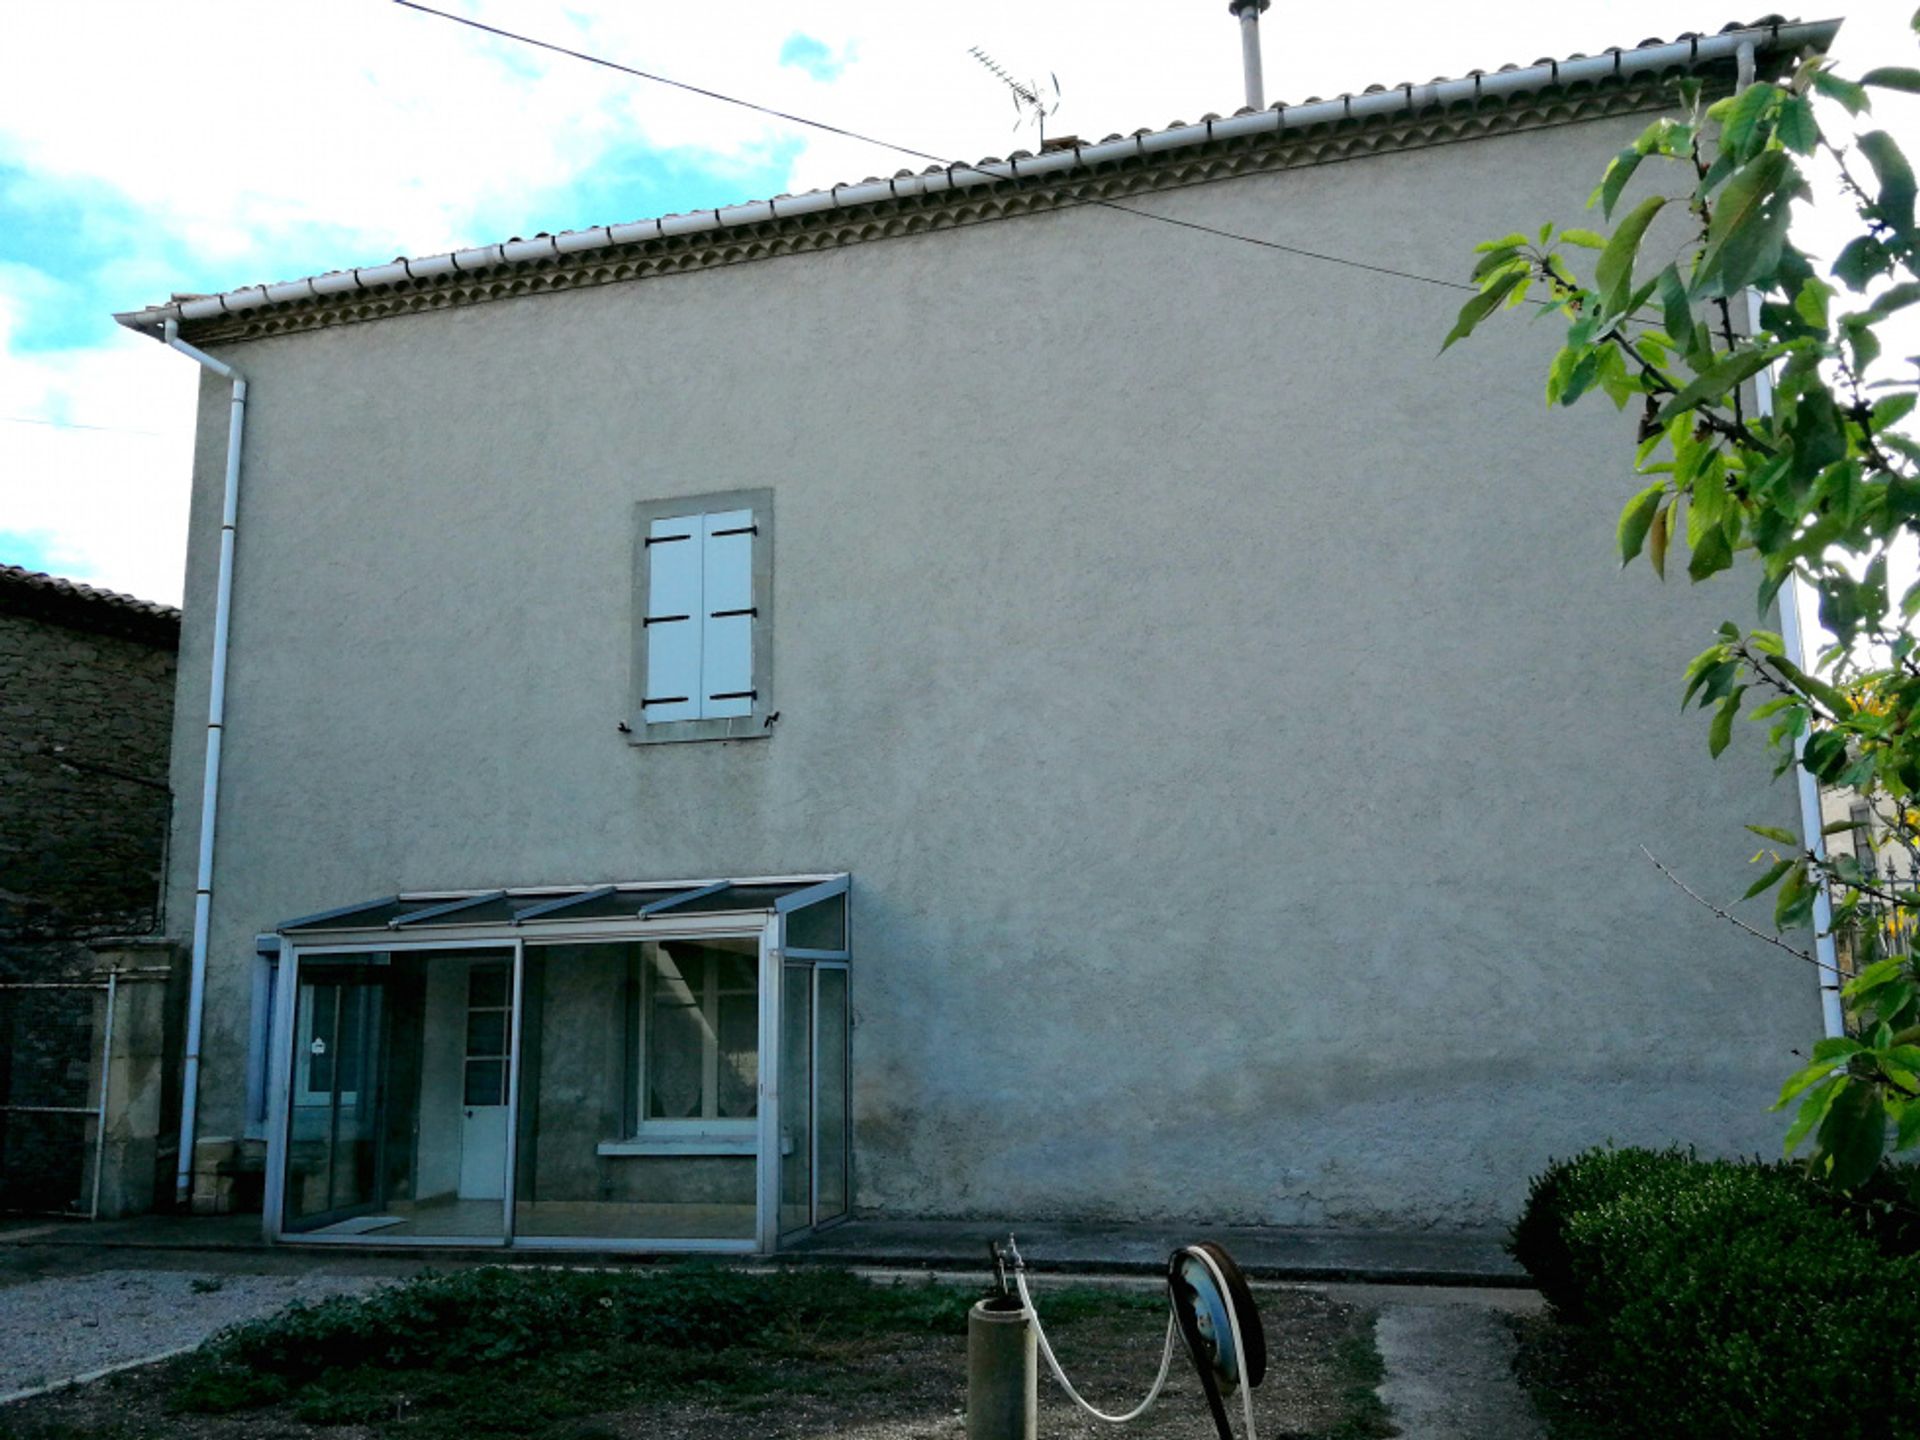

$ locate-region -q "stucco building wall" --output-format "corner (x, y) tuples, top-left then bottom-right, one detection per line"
(166, 109), (1819, 1228)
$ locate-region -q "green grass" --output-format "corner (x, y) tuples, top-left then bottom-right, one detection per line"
(166, 1265), (1141, 1439)
(1326, 1318), (1396, 1440)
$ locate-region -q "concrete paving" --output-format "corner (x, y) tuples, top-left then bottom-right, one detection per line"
(1373, 1296), (1545, 1440)
(2, 1213), (1527, 1285)
(787, 1218), (1527, 1286)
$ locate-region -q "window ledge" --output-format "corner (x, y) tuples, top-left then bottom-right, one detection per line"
(597, 1133), (755, 1158)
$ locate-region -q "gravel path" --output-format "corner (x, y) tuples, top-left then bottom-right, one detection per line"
(0, 1268), (386, 1400)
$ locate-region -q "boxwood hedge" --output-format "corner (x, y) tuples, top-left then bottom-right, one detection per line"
(1510, 1147), (1920, 1439)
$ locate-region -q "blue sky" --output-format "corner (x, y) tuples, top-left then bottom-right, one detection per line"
(1, 1), (1911, 604)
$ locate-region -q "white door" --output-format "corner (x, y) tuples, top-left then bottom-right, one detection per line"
(458, 962), (511, 1200)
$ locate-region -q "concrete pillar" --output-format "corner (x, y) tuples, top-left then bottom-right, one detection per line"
(967, 1298), (1037, 1440)
(85, 938), (183, 1218)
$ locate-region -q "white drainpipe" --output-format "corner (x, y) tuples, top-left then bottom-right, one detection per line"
(161, 318), (249, 1204)
(1736, 41), (1846, 1039)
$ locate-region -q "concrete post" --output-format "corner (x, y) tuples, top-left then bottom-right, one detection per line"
(85, 938), (183, 1218)
(967, 1298), (1037, 1440)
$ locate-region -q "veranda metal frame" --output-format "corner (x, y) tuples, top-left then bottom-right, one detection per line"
(262, 875), (850, 1253)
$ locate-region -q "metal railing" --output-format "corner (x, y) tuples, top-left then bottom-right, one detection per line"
(0, 975), (116, 1218)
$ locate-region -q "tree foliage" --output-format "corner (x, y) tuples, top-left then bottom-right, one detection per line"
(1447, 24), (1920, 1188)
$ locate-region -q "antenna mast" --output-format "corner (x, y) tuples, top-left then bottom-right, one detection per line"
(968, 46), (1062, 145)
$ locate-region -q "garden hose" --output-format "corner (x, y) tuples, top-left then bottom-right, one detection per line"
(1007, 1238), (1266, 1440)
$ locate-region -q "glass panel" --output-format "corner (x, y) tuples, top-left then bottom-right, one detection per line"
(646, 944), (706, 1120)
(785, 893), (846, 952)
(281, 949), (512, 1240)
(780, 964), (812, 1235)
(814, 969), (848, 1223)
(466, 1009), (507, 1058)
(464, 1059), (506, 1107)
(468, 964), (509, 1009)
(717, 994), (758, 1119)
(514, 940), (759, 1242)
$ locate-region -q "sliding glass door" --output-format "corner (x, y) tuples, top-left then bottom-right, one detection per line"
(280, 947), (514, 1241)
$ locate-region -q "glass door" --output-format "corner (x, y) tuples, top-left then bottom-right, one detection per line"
(284, 967), (384, 1232)
(778, 962), (812, 1237)
(281, 948), (513, 1241)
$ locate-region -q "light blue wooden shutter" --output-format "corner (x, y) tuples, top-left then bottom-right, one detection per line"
(700, 509), (755, 718)
(643, 515), (702, 724)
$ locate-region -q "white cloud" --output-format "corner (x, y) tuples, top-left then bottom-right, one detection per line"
(0, 278), (194, 603)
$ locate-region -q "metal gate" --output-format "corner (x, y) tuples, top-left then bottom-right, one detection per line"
(0, 976), (116, 1218)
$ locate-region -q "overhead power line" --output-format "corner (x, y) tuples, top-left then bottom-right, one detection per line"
(390, 0), (1477, 296)
(4, 415), (165, 436)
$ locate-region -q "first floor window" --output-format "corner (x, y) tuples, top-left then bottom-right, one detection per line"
(630, 489), (774, 743)
(636, 939), (759, 1132)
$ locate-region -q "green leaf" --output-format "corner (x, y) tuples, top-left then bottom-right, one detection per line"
(1656, 348), (1778, 424)
(1649, 500), (1671, 579)
(1474, 232), (1529, 253)
(1472, 247), (1527, 282)
(1861, 66), (1920, 94)
(1744, 856), (1795, 899)
(1770, 654), (1855, 717)
(1784, 1076), (1840, 1154)
(1709, 686), (1745, 757)
(1595, 195), (1666, 307)
(1812, 69), (1870, 115)
(1834, 234), (1891, 290)
(1440, 270), (1526, 352)
(1699, 151), (1795, 294)
(1617, 481), (1666, 565)
(1775, 860), (1812, 928)
(1657, 264), (1697, 352)
(1859, 130), (1917, 236)
(1874, 393), (1918, 431)
(1594, 147), (1644, 220)
(1560, 228), (1607, 249)
(1819, 1079), (1889, 1190)
(1897, 1102), (1920, 1154)
(1776, 1056), (1844, 1108)
(1746, 824), (1798, 846)
(1720, 82), (1780, 157)
(1776, 94), (1819, 155)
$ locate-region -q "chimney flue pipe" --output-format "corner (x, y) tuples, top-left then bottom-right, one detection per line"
(1228, 0), (1271, 111)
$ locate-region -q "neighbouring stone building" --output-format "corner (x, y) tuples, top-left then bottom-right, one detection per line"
(0, 564), (180, 1213)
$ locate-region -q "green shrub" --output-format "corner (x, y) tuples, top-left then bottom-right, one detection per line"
(1509, 1146), (1714, 1317)
(1512, 1148), (1920, 1439)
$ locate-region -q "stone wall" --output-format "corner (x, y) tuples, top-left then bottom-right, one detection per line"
(0, 570), (178, 1212)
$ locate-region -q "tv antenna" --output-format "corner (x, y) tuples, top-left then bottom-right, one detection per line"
(968, 45), (1062, 144)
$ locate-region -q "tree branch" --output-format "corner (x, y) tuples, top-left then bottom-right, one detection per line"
(1640, 844), (1843, 980)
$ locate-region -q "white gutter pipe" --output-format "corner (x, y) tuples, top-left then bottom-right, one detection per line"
(113, 20), (1838, 342)
(161, 317), (249, 1204)
(1735, 41), (1846, 1039)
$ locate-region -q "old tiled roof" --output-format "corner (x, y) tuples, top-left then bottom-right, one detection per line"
(116, 15), (1836, 347)
(0, 564), (181, 646)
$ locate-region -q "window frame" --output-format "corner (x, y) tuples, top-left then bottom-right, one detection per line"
(629, 489), (775, 745)
(622, 939), (761, 1153)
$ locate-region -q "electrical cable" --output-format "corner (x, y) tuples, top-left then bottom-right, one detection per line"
(389, 0), (1479, 296)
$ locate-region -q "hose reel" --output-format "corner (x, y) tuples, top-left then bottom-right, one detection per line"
(989, 1235), (1267, 1440)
